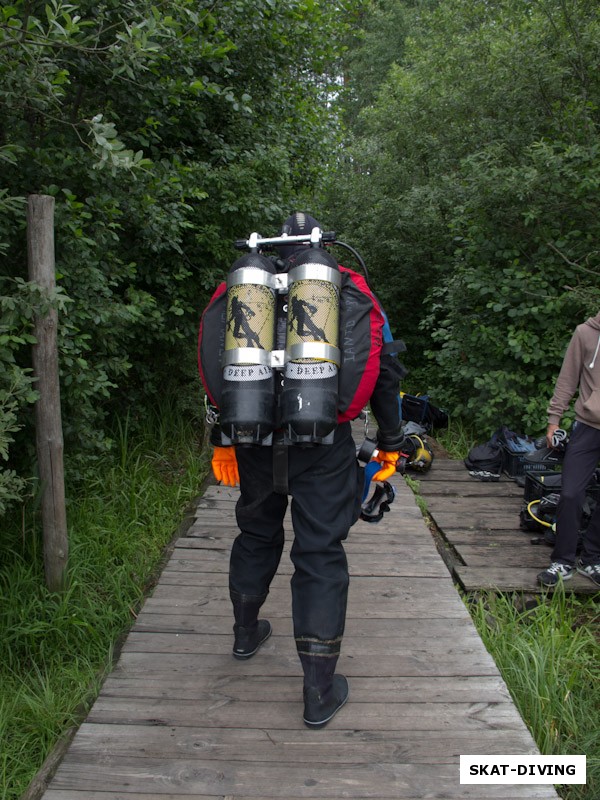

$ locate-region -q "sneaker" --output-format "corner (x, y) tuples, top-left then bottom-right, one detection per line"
(537, 562), (575, 587)
(576, 560), (600, 586)
(468, 470), (500, 482)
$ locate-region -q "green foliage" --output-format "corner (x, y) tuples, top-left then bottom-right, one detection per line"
(0, 0), (362, 510)
(326, 0), (600, 433)
(472, 590), (600, 800)
(0, 404), (209, 799)
(341, 0), (414, 123)
(422, 134), (600, 431)
(433, 415), (477, 461)
(0, 277), (67, 512)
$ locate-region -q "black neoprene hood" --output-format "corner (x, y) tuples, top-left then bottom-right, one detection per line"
(276, 211), (322, 261)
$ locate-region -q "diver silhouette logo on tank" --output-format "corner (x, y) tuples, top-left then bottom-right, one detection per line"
(286, 280), (338, 356)
(225, 284), (275, 350)
(289, 295), (327, 340)
(227, 291), (262, 349)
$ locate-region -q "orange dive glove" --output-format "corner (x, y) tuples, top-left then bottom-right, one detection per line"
(212, 446), (239, 487)
(371, 450), (400, 482)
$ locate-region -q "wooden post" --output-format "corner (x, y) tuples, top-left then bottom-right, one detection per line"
(27, 194), (69, 592)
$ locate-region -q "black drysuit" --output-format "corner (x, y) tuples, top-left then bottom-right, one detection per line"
(229, 351), (403, 656)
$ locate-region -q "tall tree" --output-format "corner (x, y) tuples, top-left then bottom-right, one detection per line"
(0, 0), (362, 510)
(325, 0), (600, 432)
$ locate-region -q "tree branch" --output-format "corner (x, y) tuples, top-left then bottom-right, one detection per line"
(546, 241), (599, 276)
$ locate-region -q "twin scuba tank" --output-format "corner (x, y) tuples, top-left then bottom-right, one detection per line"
(219, 252), (277, 445)
(219, 235), (341, 446)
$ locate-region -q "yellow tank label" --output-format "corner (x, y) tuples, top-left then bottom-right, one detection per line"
(286, 280), (339, 362)
(225, 284), (275, 351)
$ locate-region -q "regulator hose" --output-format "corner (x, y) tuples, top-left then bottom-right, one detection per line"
(526, 499), (554, 528)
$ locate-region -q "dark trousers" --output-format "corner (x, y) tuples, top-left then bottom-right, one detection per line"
(230, 422), (363, 642)
(552, 421), (600, 566)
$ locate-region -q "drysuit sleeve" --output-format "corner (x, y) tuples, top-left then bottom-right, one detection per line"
(370, 353), (405, 451)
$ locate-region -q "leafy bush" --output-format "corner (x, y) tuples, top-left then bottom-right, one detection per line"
(326, 0), (600, 434)
(0, 0), (360, 511)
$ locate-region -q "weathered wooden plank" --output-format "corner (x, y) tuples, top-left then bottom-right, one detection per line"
(418, 466), (499, 480)
(426, 495), (523, 514)
(418, 481), (524, 497)
(418, 471), (504, 483)
(420, 477), (518, 493)
(165, 548), (445, 570)
(61, 720), (534, 764)
(87, 695), (525, 731)
(43, 792), (558, 800)
(184, 509), (426, 541)
(427, 511), (522, 531)
(132, 614), (477, 638)
(46, 759), (559, 798)
(454, 566), (598, 594)
(189, 509), (427, 527)
(120, 629), (488, 658)
(136, 598), (470, 624)
(44, 793), (218, 800)
(416, 459), (467, 472)
(99, 674), (513, 704)
(427, 507), (524, 523)
(161, 553), (449, 579)
(141, 578), (470, 619)
(441, 530), (535, 545)
(196, 486), (239, 502)
(175, 528), (438, 554)
(185, 514), (433, 537)
(417, 464), (512, 478)
(184, 514), (428, 541)
(455, 544), (552, 568)
(112, 649), (499, 678)
(176, 533), (235, 549)
(196, 496), (238, 506)
(171, 533), (439, 557)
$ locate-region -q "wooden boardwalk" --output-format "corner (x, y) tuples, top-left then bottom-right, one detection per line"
(37, 449), (561, 799)
(417, 447), (597, 594)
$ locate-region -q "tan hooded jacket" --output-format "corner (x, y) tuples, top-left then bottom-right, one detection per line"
(547, 311), (600, 430)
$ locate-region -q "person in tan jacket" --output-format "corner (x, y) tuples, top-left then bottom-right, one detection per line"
(538, 310), (600, 587)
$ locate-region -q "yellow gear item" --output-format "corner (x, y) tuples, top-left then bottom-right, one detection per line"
(526, 499), (554, 528)
(212, 446), (239, 487)
(406, 434), (434, 472)
(371, 450), (400, 482)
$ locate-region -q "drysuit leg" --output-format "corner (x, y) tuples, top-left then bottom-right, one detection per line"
(230, 445), (287, 617)
(287, 423), (362, 660)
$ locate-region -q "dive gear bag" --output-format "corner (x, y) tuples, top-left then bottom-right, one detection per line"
(464, 441), (503, 480)
(399, 392), (448, 432)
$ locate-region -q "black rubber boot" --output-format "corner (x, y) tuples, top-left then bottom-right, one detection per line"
(303, 674), (349, 728)
(230, 591), (271, 660)
(233, 619), (272, 660)
(298, 641), (348, 729)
